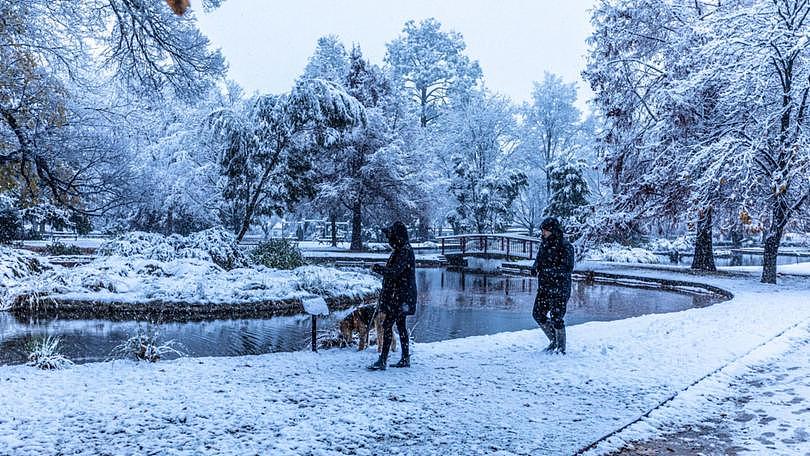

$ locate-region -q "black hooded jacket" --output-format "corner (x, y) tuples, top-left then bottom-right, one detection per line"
(376, 221), (417, 315)
(532, 217), (575, 300)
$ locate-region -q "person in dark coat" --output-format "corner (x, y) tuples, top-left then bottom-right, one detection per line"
(530, 217), (575, 354)
(367, 221), (417, 370)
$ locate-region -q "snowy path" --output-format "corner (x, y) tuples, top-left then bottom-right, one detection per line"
(590, 321), (810, 455)
(0, 267), (808, 455)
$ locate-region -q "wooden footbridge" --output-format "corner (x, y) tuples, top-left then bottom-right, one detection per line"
(437, 234), (542, 260)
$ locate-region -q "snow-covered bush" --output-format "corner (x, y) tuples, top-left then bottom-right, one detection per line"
(293, 265), (379, 298)
(0, 247), (51, 309)
(44, 241), (84, 256)
(183, 228), (247, 269)
(26, 336), (74, 370)
(644, 236), (693, 253)
(109, 329), (185, 362)
(0, 208), (21, 243)
(783, 232), (810, 247)
(364, 242), (390, 253)
(586, 243), (661, 264)
(97, 231), (177, 260)
(0, 247), (49, 284)
(98, 227), (247, 270)
(250, 238), (305, 269)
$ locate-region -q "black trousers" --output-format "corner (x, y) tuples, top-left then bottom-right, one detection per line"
(380, 310), (409, 360)
(532, 294), (568, 330)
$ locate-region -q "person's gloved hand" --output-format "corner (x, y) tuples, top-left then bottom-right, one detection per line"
(371, 264), (383, 274)
(529, 267), (537, 276)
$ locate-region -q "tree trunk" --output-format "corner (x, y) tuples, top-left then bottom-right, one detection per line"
(417, 215), (430, 241)
(691, 207), (716, 272)
(350, 199), (363, 251)
(761, 205), (788, 284)
(420, 87), (428, 128)
(330, 214), (338, 247)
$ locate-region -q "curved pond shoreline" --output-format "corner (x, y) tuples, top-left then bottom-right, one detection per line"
(8, 291), (380, 322)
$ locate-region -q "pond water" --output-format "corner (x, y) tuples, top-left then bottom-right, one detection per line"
(655, 252), (810, 267)
(0, 269), (719, 365)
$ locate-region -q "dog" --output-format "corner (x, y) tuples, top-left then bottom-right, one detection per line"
(339, 305), (397, 353)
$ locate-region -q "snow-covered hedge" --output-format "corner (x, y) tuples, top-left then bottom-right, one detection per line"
(3, 256), (380, 309)
(586, 243), (661, 264)
(97, 227), (247, 270)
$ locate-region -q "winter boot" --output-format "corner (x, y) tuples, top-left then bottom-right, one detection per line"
(367, 356), (387, 371)
(539, 322), (557, 352)
(554, 327), (566, 354)
(391, 331), (410, 367)
(390, 356), (410, 368)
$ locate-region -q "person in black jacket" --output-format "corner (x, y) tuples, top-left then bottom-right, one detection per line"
(530, 217), (575, 354)
(368, 221), (417, 370)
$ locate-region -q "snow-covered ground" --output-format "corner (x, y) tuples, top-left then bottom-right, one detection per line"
(0, 264), (808, 455)
(586, 320), (810, 455)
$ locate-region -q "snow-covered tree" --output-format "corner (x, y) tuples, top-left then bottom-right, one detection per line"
(523, 73), (582, 198)
(306, 44), (421, 250)
(584, 0), (719, 269)
(302, 35), (350, 85)
(544, 157), (591, 236)
(0, 0), (225, 217)
(514, 73), (590, 236)
(441, 92), (526, 233)
(587, 0), (810, 282)
(207, 79), (366, 242)
(385, 18), (482, 128)
(687, 0), (810, 283)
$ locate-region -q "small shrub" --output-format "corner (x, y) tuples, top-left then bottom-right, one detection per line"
(250, 239), (305, 270)
(44, 241), (84, 256)
(0, 209), (21, 244)
(26, 336), (74, 370)
(109, 330), (185, 362)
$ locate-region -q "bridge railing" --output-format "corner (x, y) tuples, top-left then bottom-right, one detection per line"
(437, 234), (542, 260)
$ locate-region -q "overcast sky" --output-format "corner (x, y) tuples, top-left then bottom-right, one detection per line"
(196, 0), (596, 112)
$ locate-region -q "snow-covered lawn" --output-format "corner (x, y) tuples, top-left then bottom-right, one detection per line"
(0, 264), (808, 454)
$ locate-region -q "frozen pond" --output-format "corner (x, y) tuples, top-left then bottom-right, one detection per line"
(0, 269), (719, 365)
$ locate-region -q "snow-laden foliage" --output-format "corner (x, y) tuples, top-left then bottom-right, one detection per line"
(587, 243), (661, 264)
(26, 336), (74, 370)
(109, 330), (185, 363)
(545, 158), (591, 235)
(385, 18), (483, 127)
(3, 257), (380, 309)
(305, 43), (422, 250)
(302, 35), (351, 85)
(208, 78), (367, 242)
(0, 247), (51, 309)
(645, 236), (694, 253)
(97, 227), (247, 270)
(0, 0), (225, 215)
(291, 265), (379, 297)
(123, 91), (230, 235)
(442, 92), (526, 233)
(585, 0), (810, 282)
(250, 239), (305, 270)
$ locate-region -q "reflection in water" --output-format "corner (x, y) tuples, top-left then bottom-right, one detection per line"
(0, 269), (717, 365)
(408, 269), (714, 344)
